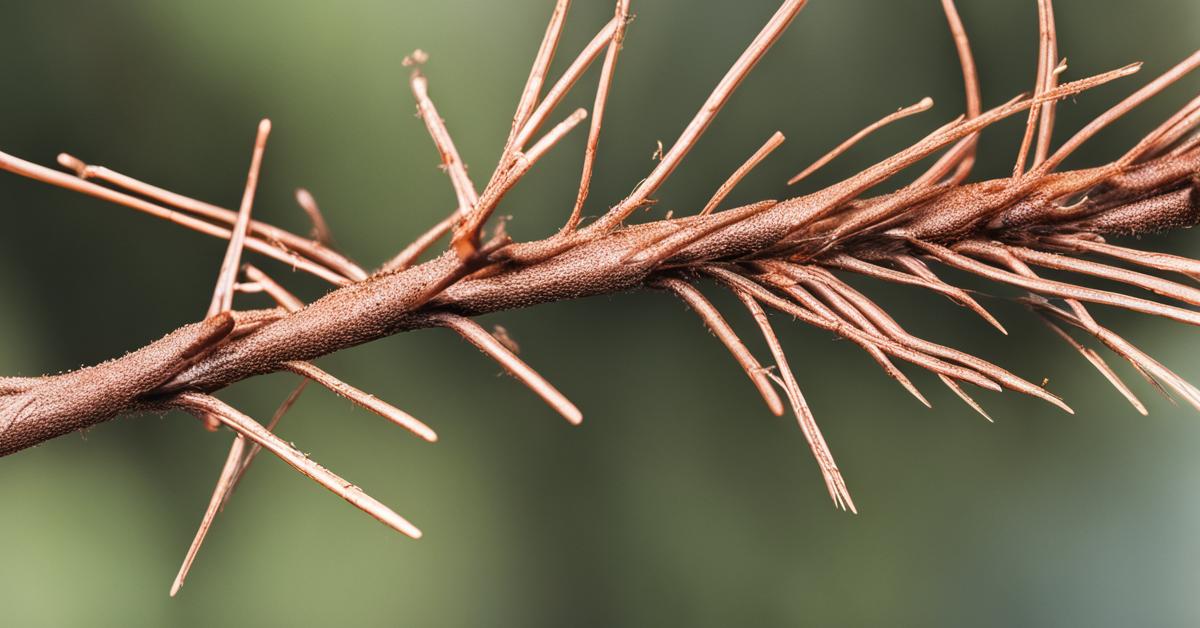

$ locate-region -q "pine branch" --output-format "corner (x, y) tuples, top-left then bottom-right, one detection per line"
(0, 0), (1198, 596)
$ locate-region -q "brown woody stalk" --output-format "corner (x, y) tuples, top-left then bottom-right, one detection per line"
(1, 0), (1199, 597)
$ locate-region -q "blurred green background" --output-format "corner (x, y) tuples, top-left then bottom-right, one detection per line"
(0, 1), (1198, 626)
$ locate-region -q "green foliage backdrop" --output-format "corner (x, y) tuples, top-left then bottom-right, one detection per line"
(0, 1), (1197, 626)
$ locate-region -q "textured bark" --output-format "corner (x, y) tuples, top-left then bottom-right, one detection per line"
(1, 151), (1195, 456)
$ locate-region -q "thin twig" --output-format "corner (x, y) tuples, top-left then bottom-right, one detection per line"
(409, 59), (480, 215)
(1005, 243), (1200, 307)
(209, 119), (271, 316)
(654, 277), (786, 416)
(701, 131), (785, 215)
(765, 268), (931, 407)
(1043, 235), (1200, 283)
(243, 264), (306, 312)
(452, 109), (589, 257)
(285, 361), (438, 443)
(428, 313), (581, 425)
(916, 0), (982, 187)
(294, 188), (334, 246)
(169, 434), (247, 597)
(568, 0), (631, 232)
(0, 150), (351, 286)
(731, 288), (855, 511)
(704, 266), (1008, 395)
(824, 254), (1005, 333)
(501, 0), (571, 157)
(784, 67), (1142, 235)
(1036, 50), (1200, 174)
(1036, 315), (1147, 414)
(1013, 0), (1058, 177)
(173, 392), (423, 538)
(55, 153), (365, 281)
(797, 264), (1068, 412)
(511, 17), (620, 152)
(939, 375), (993, 422)
(380, 211), (458, 273)
(1032, 1), (1061, 167)
(926, 239), (1200, 326)
(232, 380), (311, 491)
(890, 254), (1007, 334)
(589, 0), (809, 233)
(788, 99), (930, 186)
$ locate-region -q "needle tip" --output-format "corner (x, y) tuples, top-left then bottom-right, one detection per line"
(56, 152), (85, 174)
(398, 520), (424, 540)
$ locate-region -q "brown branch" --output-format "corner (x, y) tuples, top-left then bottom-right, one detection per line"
(2, 0), (1199, 596)
(8, 146), (1184, 455)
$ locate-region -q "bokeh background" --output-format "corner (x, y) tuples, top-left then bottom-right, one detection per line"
(0, 1), (1198, 626)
